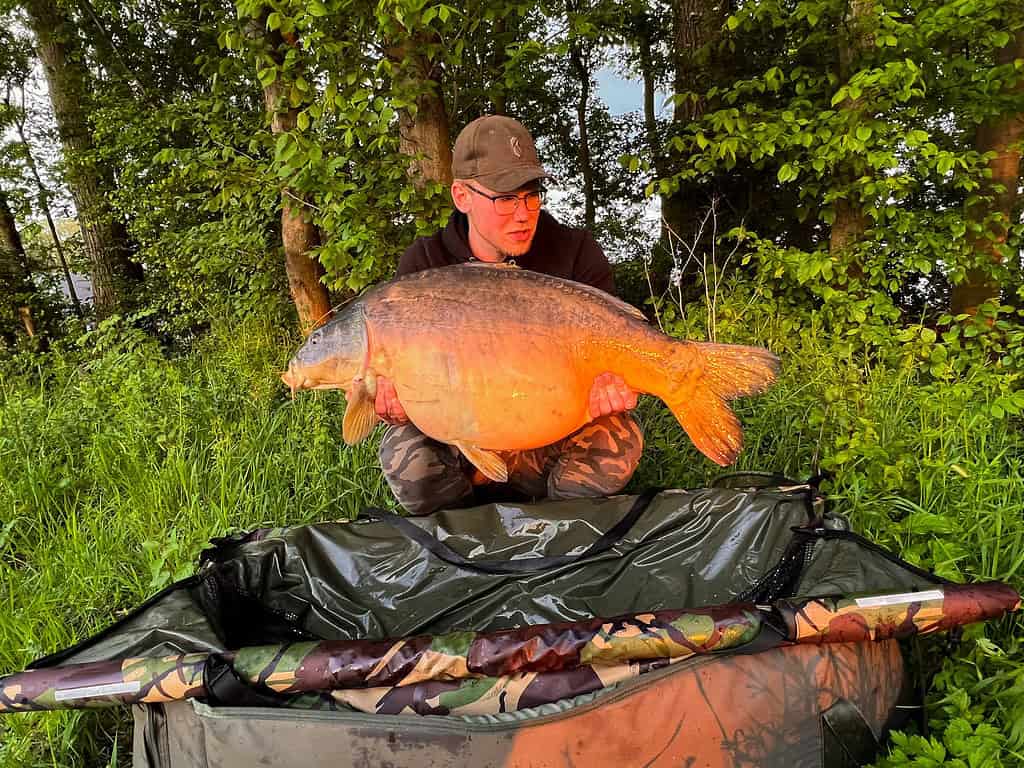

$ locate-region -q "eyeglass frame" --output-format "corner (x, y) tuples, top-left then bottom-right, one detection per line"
(462, 183), (546, 215)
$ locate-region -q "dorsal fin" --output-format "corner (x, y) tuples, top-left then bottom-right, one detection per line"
(455, 262), (648, 322)
(462, 261), (520, 270)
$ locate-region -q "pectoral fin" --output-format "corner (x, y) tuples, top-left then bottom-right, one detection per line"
(455, 443), (508, 483)
(342, 383), (379, 444)
(363, 370), (378, 398)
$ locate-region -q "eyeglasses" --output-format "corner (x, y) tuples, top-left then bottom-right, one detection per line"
(464, 184), (545, 215)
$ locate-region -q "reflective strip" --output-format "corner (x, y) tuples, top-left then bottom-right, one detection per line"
(854, 590), (944, 608)
(55, 680), (141, 701)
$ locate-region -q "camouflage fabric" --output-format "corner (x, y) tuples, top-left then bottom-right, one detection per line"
(313, 658), (677, 715)
(782, 582), (1021, 642)
(137, 641), (908, 768)
(225, 604), (761, 696)
(379, 412), (644, 515)
(2, 583), (1018, 713)
(0, 653), (207, 712)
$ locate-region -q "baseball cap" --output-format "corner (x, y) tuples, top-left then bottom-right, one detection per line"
(452, 115), (553, 193)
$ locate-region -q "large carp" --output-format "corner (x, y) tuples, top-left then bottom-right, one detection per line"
(281, 264), (779, 482)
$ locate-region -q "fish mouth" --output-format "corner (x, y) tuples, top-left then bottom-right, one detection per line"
(280, 364), (319, 396)
(280, 365), (345, 395)
(280, 366), (301, 397)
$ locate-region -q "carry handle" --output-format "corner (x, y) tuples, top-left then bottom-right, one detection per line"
(360, 488), (663, 575)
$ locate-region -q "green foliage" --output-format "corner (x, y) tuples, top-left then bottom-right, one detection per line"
(628, 0), (1024, 331)
(0, 315), (393, 766)
(0, 27), (61, 349)
(878, 630), (1024, 767)
(112, 0), (654, 318)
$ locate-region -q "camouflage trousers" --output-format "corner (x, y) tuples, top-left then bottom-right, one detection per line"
(379, 413), (644, 516)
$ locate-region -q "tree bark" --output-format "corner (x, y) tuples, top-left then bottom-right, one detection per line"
(568, 40), (596, 230)
(635, 10), (679, 259)
(23, 0), (142, 318)
(0, 190), (37, 345)
(666, 0), (728, 259)
(829, 0), (873, 267)
(0, 191), (31, 290)
(830, 199), (869, 255)
(490, 16), (507, 115)
(951, 28), (1024, 316)
(392, 37), (454, 188)
(638, 16), (664, 178)
(9, 95), (83, 317)
(671, 0), (726, 125)
(260, 25), (332, 335)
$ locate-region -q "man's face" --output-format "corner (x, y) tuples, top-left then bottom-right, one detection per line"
(452, 180), (543, 262)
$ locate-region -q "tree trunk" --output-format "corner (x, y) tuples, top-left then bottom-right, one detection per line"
(638, 17), (664, 178)
(829, 0), (873, 267)
(280, 197), (330, 333)
(23, 0), (142, 318)
(10, 100), (84, 317)
(490, 16), (507, 115)
(672, 0), (726, 125)
(951, 28), (1024, 316)
(393, 37), (454, 188)
(0, 191), (30, 289)
(636, 12), (678, 258)
(260, 32), (332, 335)
(0, 190), (37, 346)
(830, 199), (869, 254)
(666, 0), (728, 262)
(568, 41), (596, 230)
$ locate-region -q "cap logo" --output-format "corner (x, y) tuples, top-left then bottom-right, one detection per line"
(510, 137), (522, 158)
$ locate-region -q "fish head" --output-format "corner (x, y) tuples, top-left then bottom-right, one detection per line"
(281, 301), (367, 394)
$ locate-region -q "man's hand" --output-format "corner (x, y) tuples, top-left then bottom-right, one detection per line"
(588, 372), (638, 420)
(373, 376), (409, 425)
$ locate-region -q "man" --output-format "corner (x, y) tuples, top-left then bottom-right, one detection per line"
(375, 115), (644, 515)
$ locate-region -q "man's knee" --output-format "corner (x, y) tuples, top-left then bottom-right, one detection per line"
(548, 413), (644, 499)
(379, 425), (473, 515)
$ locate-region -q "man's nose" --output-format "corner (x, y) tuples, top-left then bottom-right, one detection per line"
(514, 201), (530, 222)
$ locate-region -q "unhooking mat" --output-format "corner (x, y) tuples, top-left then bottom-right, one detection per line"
(5, 476), (1019, 768)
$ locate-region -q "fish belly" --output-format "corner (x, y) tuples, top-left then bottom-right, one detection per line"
(376, 328), (591, 450)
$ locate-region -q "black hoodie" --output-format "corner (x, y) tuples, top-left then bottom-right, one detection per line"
(397, 210), (616, 295)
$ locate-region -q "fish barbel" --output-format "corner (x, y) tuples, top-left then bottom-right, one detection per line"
(281, 264), (779, 482)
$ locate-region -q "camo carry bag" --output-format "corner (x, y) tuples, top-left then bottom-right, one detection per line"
(15, 476), (1020, 768)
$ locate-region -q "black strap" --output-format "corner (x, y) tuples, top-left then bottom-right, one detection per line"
(203, 653), (287, 708)
(361, 488), (663, 575)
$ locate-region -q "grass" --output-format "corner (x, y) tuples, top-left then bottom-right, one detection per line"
(1, 312), (1022, 766)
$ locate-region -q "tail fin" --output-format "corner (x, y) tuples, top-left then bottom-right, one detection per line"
(666, 343), (780, 466)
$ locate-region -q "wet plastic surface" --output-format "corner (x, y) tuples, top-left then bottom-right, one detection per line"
(54, 487), (817, 663)
(30, 484), (958, 768)
(49, 485), (941, 667)
(197, 488), (816, 643)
